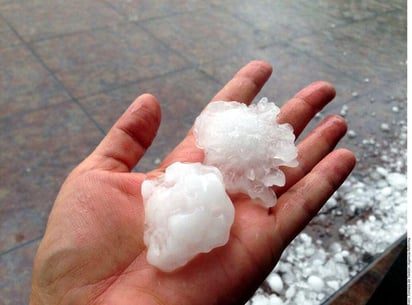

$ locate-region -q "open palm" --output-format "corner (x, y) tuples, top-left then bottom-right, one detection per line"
(30, 61), (355, 305)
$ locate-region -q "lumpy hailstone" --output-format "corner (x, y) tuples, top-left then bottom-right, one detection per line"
(142, 162), (234, 272)
(194, 99), (298, 207)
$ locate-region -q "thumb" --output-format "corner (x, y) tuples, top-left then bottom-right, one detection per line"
(89, 93), (161, 172)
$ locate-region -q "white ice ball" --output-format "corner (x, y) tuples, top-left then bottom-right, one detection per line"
(194, 99), (298, 207)
(307, 275), (325, 292)
(142, 162), (235, 272)
(268, 294), (284, 305)
(386, 172), (407, 190)
(266, 272), (284, 294)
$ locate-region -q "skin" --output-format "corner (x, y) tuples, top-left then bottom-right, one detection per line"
(30, 60), (356, 305)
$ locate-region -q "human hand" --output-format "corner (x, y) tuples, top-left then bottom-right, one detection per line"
(30, 61), (355, 305)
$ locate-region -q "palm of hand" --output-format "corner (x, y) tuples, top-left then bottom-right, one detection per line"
(38, 169), (278, 305)
(31, 61), (355, 305)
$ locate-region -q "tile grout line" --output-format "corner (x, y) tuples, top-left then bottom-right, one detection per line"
(274, 8), (406, 90)
(101, 0), (216, 29)
(0, 235), (43, 257)
(100, 2), (222, 95)
(102, 0), (213, 68)
(6, 5), (402, 47)
(14, 19), (155, 46)
(214, 4), (405, 87)
(128, 20), (196, 68)
(259, 6), (405, 49)
(3, 4), (213, 47)
(204, 3), (376, 90)
(0, 13), (106, 135)
(1, 5), (209, 119)
(73, 65), (196, 101)
(196, 67), (225, 88)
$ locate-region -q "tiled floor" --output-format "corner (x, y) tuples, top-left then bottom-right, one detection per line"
(0, 1), (406, 304)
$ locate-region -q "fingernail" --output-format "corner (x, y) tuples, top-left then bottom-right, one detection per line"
(129, 102), (142, 114)
(129, 98), (148, 114)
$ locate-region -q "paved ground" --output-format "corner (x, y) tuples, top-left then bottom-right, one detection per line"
(0, 1), (406, 304)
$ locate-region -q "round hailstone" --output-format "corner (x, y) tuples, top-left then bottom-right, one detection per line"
(194, 98), (298, 207)
(386, 172), (407, 190)
(142, 162), (235, 272)
(347, 130), (357, 139)
(266, 272), (284, 293)
(268, 295), (285, 305)
(307, 275), (325, 292)
(380, 123), (390, 132)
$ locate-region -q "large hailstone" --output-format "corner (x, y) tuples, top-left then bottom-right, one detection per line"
(142, 162), (235, 272)
(194, 98), (298, 207)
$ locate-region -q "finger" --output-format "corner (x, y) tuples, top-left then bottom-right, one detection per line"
(278, 81), (336, 139)
(271, 149), (356, 248)
(159, 60), (272, 169)
(211, 60), (273, 104)
(274, 114), (348, 195)
(91, 94), (161, 172)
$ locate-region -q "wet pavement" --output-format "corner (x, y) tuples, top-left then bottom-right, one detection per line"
(0, 1), (406, 304)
